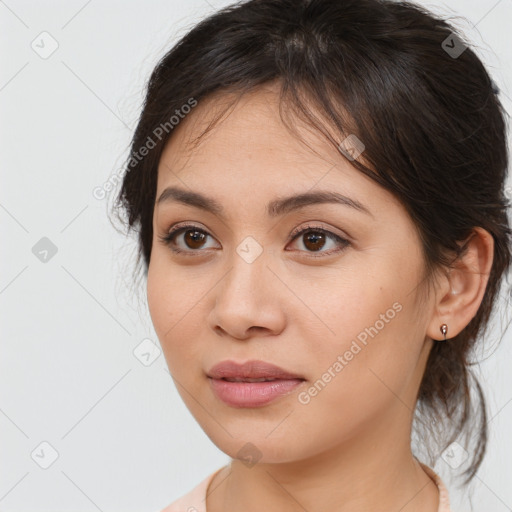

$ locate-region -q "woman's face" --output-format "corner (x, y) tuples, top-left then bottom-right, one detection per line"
(147, 85), (437, 463)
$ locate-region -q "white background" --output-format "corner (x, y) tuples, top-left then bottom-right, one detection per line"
(0, 1), (511, 511)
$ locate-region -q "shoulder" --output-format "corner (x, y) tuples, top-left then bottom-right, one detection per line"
(157, 462), (453, 512)
(157, 466), (225, 512)
(419, 462), (452, 512)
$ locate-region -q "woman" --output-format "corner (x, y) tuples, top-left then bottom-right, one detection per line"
(113, 0), (511, 510)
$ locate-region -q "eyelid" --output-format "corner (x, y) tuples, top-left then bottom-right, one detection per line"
(166, 221), (212, 238)
(288, 221), (350, 242)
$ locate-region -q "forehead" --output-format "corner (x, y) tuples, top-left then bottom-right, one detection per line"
(158, 85), (355, 183)
(154, 85), (402, 223)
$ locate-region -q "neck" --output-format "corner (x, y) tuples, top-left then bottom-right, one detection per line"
(206, 419), (440, 512)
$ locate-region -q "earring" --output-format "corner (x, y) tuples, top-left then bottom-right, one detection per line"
(439, 324), (448, 341)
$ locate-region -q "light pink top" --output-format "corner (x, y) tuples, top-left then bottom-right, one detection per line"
(158, 462), (451, 512)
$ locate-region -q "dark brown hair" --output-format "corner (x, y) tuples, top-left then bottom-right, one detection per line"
(112, 0), (512, 484)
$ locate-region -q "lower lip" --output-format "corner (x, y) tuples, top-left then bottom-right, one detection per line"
(208, 377), (305, 407)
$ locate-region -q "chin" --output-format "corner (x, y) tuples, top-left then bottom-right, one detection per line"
(199, 421), (318, 465)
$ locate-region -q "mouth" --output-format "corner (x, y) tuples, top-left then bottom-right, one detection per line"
(207, 376), (306, 408)
(219, 377), (295, 382)
(207, 359), (305, 381)
(206, 360), (306, 408)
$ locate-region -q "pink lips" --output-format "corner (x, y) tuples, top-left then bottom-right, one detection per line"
(207, 359), (306, 408)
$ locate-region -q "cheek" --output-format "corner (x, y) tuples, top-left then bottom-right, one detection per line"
(147, 259), (182, 356)
(146, 260), (169, 338)
(290, 302), (423, 454)
(303, 255), (425, 400)
(301, 261), (405, 349)
(146, 256), (208, 376)
(147, 250), (196, 332)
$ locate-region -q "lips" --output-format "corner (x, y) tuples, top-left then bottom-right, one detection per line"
(207, 359), (305, 381)
(207, 359), (306, 408)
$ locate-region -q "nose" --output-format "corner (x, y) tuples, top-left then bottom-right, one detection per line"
(208, 246), (286, 340)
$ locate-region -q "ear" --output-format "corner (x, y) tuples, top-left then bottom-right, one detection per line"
(426, 227), (494, 341)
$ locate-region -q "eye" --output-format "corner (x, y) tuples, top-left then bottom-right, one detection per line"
(287, 223), (350, 258)
(158, 223), (219, 256)
(158, 222), (350, 258)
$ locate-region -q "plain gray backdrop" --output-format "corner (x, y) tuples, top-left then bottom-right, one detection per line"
(1, 1), (511, 511)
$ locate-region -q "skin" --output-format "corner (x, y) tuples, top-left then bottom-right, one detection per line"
(147, 82), (494, 512)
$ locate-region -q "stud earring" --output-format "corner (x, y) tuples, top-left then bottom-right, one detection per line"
(439, 324), (448, 341)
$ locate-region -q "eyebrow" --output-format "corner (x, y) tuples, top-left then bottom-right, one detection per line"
(156, 186), (374, 219)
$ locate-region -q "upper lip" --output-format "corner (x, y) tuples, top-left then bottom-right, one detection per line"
(207, 360), (305, 380)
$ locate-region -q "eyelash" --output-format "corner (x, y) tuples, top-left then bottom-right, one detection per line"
(158, 222), (350, 259)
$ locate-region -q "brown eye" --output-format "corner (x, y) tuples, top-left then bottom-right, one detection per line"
(287, 225), (350, 258)
(183, 229), (208, 249)
(158, 224), (219, 255)
(158, 222), (350, 259)
(302, 231), (326, 252)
